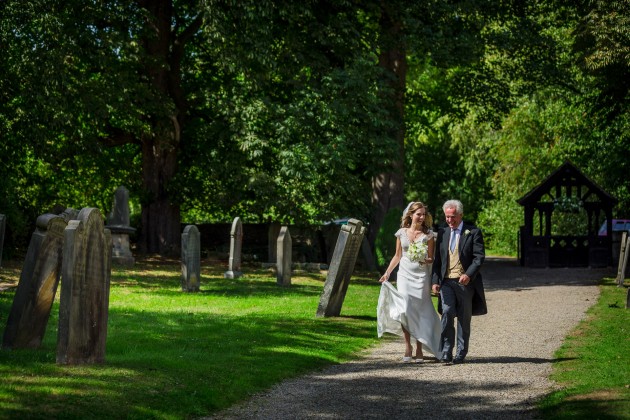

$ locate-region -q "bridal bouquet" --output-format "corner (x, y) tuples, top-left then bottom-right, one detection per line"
(407, 241), (428, 263)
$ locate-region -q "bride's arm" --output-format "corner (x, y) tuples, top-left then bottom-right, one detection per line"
(380, 238), (402, 283)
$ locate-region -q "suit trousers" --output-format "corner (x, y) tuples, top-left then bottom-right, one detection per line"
(439, 279), (474, 358)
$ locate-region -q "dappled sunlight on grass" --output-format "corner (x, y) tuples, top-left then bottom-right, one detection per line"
(540, 277), (630, 419)
(0, 260), (21, 291)
(0, 258), (382, 418)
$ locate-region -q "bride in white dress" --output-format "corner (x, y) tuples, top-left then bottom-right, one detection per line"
(377, 201), (441, 363)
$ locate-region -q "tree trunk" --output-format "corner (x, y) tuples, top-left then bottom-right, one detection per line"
(137, 0), (182, 255)
(140, 133), (181, 255)
(369, 2), (407, 247)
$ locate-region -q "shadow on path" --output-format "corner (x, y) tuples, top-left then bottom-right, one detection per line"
(482, 257), (615, 290)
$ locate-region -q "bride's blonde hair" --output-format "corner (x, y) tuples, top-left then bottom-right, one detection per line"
(401, 201), (432, 233)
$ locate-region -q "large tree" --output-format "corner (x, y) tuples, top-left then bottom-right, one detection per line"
(1, 0), (400, 254)
(367, 0), (490, 243)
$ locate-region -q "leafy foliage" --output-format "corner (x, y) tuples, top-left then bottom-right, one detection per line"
(374, 207), (402, 269)
(0, 0), (629, 258)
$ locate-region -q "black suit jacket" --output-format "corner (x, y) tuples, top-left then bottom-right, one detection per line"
(431, 222), (488, 316)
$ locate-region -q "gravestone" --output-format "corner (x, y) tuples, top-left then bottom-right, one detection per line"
(0, 214), (5, 267)
(181, 225), (201, 292)
(224, 217), (243, 279)
(2, 214), (67, 349)
(268, 222), (281, 263)
(59, 207), (78, 222)
(316, 219), (366, 317)
(57, 208), (112, 365)
(617, 231), (629, 287)
(276, 226), (292, 286)
(105, 186), (135, 267)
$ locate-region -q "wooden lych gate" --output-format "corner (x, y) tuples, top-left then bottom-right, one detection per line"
(517, 161), (617, 268)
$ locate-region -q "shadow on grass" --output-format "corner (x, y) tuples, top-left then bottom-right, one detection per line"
(540, 392), (630, 419)
(0, 277), (379, 419)
(110, 262), (381, 298)
(0, 257), (621, 419)
(339, 315), (377, 321)
(112, 277), (328, 298)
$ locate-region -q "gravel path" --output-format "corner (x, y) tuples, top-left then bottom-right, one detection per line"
(206, 258), (613, 419)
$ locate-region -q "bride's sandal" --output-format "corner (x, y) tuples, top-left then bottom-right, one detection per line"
(403, 346), (414, 363)
(415, 344), (424, 363)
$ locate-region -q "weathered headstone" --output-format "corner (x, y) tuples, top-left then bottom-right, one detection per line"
(0, 214), (5, 268)
(2, 214), (67, 349)
(268, 222), (281, 263)
(617, 231), (629, 287)
(316, 219), (366, 317)
(57, 208), (112, 365)
(224, 217), (243, 279)
(105, 186), (135, 267)
(181, 225), (201, 292)
(59, 207), (79, 222)
(276, 226), (292, 286)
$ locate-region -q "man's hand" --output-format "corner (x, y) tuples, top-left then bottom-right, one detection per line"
(432, 284), (440, 294)
(459, 274), (471, 285)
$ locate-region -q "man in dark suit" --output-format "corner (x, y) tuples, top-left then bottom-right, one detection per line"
(431, 199), (487, 365)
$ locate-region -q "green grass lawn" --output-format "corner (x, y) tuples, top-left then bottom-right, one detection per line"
(3, 259), (628, 419)
(539, 278), (630, 419)
(0, 259), (384, 419)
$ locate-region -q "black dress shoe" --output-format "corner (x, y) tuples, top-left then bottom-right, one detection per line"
(440, 355), (453, 365)
(453, 356), (465, 364)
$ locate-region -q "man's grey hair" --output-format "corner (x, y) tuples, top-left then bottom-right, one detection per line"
(443, 199), (464, 215)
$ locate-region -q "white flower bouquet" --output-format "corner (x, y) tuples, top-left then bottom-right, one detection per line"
(407, 241), (428, 263)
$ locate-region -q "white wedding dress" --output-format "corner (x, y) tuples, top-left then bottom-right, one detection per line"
(377, 228), (441, 357)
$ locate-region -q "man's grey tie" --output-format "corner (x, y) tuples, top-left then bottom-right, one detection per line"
(450, 229), (458, 252)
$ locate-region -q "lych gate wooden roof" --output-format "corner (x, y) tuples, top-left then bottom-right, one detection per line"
(517, 161), (617, 207)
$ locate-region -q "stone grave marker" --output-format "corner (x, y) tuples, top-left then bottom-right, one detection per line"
(181, 225), (201, 292)
(57, 207), (112, 365)
(268, 222), (281, 263)
(2, 214), (67, 349)
(105, 186), (135, 267)
(59, 207), (78, 222)
(617, 231), (629, 286)
(224, 217), (243, 279)
(0, 214), (5, 268)
(316, 219), (366, 317)
(276, 226), (292, 286)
